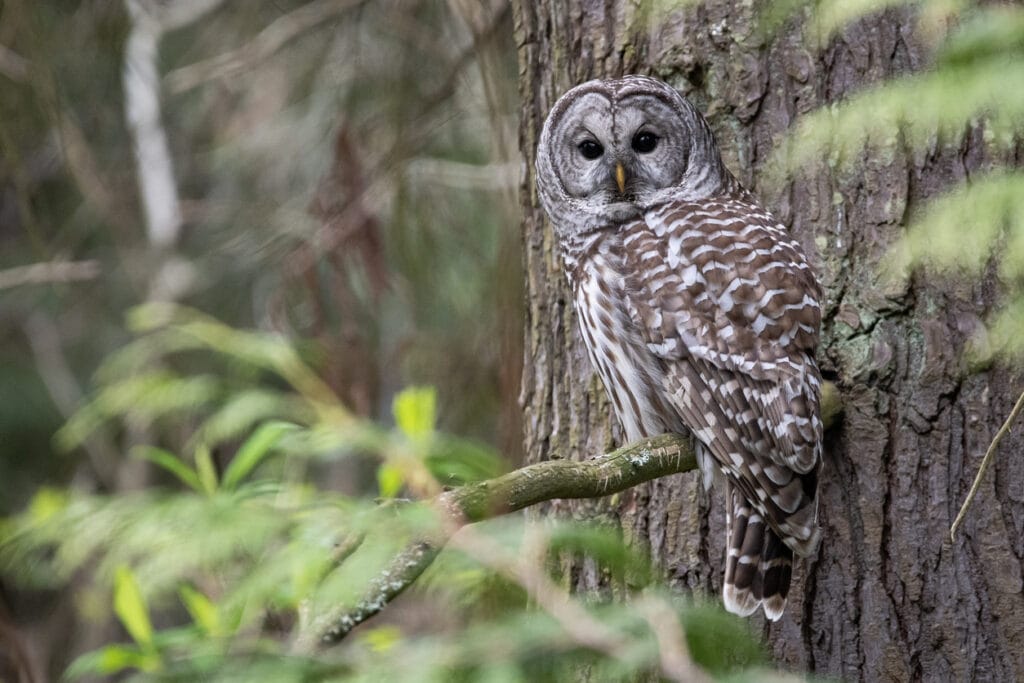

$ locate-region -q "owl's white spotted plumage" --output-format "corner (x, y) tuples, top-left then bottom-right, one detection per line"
(536, 75), (823, 620)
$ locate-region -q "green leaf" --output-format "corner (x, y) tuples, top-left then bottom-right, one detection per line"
(377, 463), (404, 499)
(191, 390), (309, 451)
(113, 566), (154, 649)
(546, 524), (651, 587)
(681, 602), (766, 675)
(55, 371), (221, 451)
(132, 446), (203, 492)
(758, 0), (968, 48)
(127, 301), (179, 331)
(938, 5), (1024, 68)
(774, 55), (1024, 175)
(195, 444), (219, 494)
(985, 297), (1024, 363)
(222, 421), (298, 490)
(359, 625), (403, 653)
(393, 386), (436, 440)
(179, 584), (221, 636)
(25, 487), (68, 522)
(65, 644), (160, 678)
(425, 435), (504, 485)
(124, 304), (342, 406)
(892, 171), (1024, 276)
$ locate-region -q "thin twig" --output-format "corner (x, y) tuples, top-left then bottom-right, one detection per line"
(0, 259), (100, 290)
(23, 313), (121, 489)
(634, 596), (711, 683)
(165, 0), (363, 94)
(404, 159), (519, 189)
(451, 525), (651, 674)
(950, 388), (1024, 541)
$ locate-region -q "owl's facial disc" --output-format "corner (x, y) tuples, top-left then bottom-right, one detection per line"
(553, 92), (691, 219)
(537, 76), (730, 236)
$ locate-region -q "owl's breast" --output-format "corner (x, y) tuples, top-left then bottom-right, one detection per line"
(571, 248), (679, 442)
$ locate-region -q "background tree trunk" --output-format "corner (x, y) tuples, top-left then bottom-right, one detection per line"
(513, 1), (1024, 680)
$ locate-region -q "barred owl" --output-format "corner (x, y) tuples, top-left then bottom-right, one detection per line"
(535, 75), (823, 620)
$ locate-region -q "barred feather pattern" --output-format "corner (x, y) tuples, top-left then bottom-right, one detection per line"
(562, 191), (822, 621)
(536, 75), (823, 621)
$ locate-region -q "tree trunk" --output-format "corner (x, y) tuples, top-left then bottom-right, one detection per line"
(513, 2), (1024, 680)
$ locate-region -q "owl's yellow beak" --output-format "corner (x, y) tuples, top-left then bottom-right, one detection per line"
(614, 163), (627, 194)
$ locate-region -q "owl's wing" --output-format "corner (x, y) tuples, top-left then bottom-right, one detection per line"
(622, 194), (823, 551)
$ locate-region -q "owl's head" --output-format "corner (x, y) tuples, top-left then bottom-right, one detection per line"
(536, 75), (728, 235)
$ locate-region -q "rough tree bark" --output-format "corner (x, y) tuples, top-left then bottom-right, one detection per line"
(513, 2), (1024, 681)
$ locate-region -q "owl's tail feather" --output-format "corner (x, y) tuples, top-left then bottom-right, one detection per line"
(722, 482), (793, 621)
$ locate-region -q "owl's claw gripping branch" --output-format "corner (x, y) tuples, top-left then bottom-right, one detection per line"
(306, 383), (840, 649)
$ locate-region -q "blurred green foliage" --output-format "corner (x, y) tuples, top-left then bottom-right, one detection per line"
(772, 1), (1024, 362)
(2, 0), (1022, 680)
(0, 0), (522, 512)
(1, 305), (768, 681)
(1, 1), (524, 677)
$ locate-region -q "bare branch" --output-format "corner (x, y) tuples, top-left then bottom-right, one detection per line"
(165, 0), (363, 94)
(405, 159), (519, 190)
(23, 313), (120, 489)
(123, 0), (184, 248)
(122, 0), (224, 249)
(0, 260), (100, 290)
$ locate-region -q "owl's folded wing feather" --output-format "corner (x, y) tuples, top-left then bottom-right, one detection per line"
(620, 196), (823, 552)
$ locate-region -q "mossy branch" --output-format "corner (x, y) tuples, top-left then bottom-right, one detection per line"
(307, 382), (842, 649)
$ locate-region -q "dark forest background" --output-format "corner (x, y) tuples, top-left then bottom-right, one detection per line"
(1, 1), (1023, 681)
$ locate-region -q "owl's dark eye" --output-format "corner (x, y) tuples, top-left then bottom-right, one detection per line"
(632, 132), (659, 154)
(577, 139), (604, 160)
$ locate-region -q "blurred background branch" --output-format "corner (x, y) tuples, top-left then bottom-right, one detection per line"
(123, 0), (223, 251)
(166, 0), (364, 93)
(0, 0), (524, 676)
(0, 259), (99, 290)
